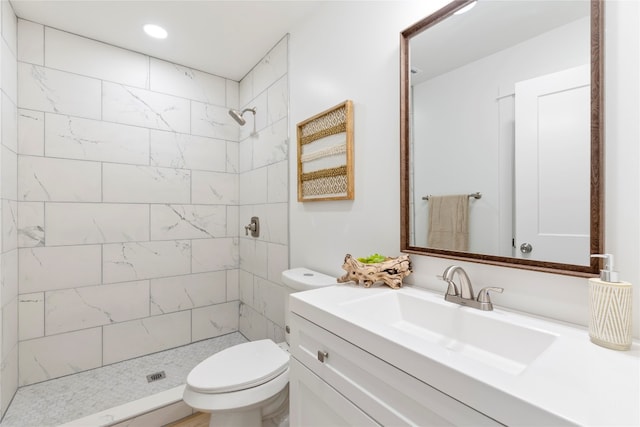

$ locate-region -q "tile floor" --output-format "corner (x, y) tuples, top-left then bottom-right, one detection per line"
(0, 332), (247, 427)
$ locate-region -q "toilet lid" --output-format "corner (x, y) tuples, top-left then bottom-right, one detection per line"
(187, 340), (289, 393)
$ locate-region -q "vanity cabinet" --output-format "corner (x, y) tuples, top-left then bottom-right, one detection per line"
(289, 313), (501, 426)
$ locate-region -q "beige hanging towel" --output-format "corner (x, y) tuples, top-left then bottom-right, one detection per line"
(427, 195), (469, 251)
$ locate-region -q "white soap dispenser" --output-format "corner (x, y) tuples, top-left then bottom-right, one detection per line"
(588, 254), (632, 350)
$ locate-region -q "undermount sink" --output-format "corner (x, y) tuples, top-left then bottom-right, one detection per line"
(340, 287), (557, 375)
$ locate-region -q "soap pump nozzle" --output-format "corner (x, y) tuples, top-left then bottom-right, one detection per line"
(591, 254), (619, 283)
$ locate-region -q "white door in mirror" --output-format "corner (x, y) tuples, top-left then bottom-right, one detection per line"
(514, 64), (590, 265)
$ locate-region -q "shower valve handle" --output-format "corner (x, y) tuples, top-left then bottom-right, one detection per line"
(244, 217), (259, 237)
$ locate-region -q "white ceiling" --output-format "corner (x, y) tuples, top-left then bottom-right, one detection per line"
(10, 0), (323, 81)
(11, 1), (592, 83)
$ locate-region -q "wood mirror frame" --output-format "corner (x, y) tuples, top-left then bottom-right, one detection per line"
(400, 0), (603, 276)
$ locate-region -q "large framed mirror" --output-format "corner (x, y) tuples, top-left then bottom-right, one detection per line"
(400, 0), (603, 276)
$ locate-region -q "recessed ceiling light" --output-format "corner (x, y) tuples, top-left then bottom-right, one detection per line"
(143, 24), (168, 39)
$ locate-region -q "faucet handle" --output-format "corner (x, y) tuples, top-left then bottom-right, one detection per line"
(436, 274), (459, 296)
(477, 287), (504, 303)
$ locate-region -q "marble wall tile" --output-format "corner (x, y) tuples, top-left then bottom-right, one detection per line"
(267, 161), (288, 203)
(226, 205), (238, 238)
(239, 302), (267, 342)
(239, 239), (268, 278)
(18, 156), (101, 202)
(149, 58), (226, 105)
(18, 292), (44, 340)
(267, 243), (289, 285)
(46, 27), (149, 89)
(19, 245), (102, 293)
(8, 23), (292, 380)
(2, 0), (17, 52)
(238, 270), (254, 308)
(255, 277), (285, 327)
(45, 280), (150, 335)
(46, 203), (149, 246)
(103, 163), (190, 204)
(190, 101), (238, 141)
(235, 37), (289, 353)
(267, 76), (288, 126)
(192, 301), (239, 341)
(17, 109), (44, 155)
(18, 63), (101, 119)
(238, 74), (254, 113)
(264, 203), (288, 245)
(191, 238), (239, 273)
(150, 271), (226, 315)
(17, 20), (43, 65)
(191, 170), (238, 205)
(253, 117), (288, 170)
(102, 310), (190, 365)
(1, 249), (18, 304)
(253, 37), (288, 98)
(239, 92), (267, 142)
(150, 204), (225, 241)
(3, 38), (18, 104)
(1, 146), (17, 200)
(226, 80), (239, 110)
(238, 71), (252, 110)
(238, 138), (252, 173)
(1, 199), (17, 252)
(266, 319), (286, 344)
(19, 327), (102, 386)
(1, 346), (17, 414)
(3, 95), (18, 152)
(45, 113), (149, 165)
(102, 240), (191, 284)
(149, 130), (226, 172)
(2, 298), (18, 358)
(102, 82), (190, 133)
(238, 204), (265, 239)
(226, 140), (239, 173)
(226, 269), (239, 301)
(239, 167), (267, 205)
(17, 201), (44, 247)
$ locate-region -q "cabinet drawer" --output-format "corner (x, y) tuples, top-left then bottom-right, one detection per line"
(290, 313), (501, 426)
(290, 358), (380, 427)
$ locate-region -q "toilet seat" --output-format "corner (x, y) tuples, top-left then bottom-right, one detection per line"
(187, 339), (289, 394)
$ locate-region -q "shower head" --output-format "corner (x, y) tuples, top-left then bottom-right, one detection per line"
(228, 107), (256, 126)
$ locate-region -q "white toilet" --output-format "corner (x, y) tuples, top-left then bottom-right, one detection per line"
(183, 268), (336, 427)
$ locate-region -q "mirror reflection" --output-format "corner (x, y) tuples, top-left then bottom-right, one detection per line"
(401, 0), (602, 274)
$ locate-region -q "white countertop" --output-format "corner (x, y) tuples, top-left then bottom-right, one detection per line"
(290, 284), (640, 426)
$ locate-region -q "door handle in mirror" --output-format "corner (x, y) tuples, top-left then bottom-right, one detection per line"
(520, 243), (533, 254)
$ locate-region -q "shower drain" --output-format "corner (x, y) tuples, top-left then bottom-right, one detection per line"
(146, 371), (167, 383)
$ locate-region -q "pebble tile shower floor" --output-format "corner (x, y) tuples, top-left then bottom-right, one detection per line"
(0, 332), (247, 427)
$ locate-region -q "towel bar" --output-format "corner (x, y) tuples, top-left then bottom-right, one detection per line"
(422, 192), (481, 201)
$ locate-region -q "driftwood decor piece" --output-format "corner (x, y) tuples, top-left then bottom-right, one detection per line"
(337, 254), (412, 289)
(297, 100), (354, 201)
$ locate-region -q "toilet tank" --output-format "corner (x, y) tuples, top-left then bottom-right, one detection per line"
(282, 267), (336, 292)
(282, 268), (336, 343)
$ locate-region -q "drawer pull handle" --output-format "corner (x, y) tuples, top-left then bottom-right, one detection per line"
(317, 350), (329, 362)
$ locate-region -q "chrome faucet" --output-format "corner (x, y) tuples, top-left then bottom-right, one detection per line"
(438, 265), (503, 311)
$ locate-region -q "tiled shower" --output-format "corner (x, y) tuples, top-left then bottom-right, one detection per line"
(0, 0), (289, 417)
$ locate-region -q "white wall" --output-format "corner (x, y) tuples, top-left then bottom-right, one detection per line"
(289, 1), (640, 339)
(290, 1), (441, 270)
